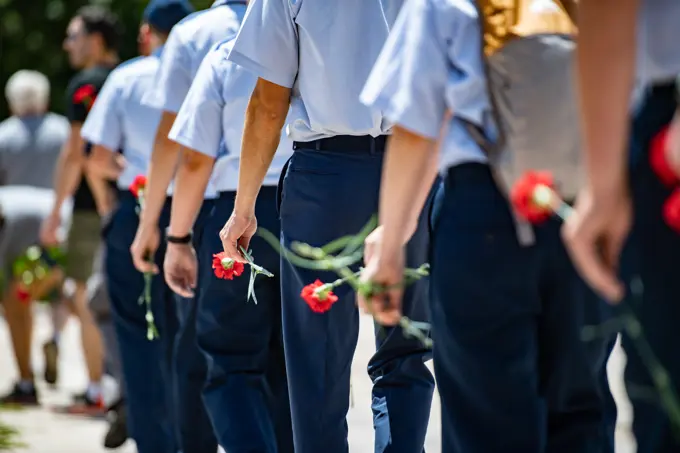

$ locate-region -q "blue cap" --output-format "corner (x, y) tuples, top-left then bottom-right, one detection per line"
(143, 0), (194, 34)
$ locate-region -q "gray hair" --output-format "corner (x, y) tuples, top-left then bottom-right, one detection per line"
(5, 70), (50, 115)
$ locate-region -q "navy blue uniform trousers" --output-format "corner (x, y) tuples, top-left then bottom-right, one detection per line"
(620, 82), (680, 453)
(104, 192), (178, 453)
(197, 187), (293, 453)
(279, 145), (435, 453)
(430, 164), (604, 453)
(172, 199), (217, 453)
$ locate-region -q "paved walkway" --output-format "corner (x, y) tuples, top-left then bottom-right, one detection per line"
(0, 306), (635, 452)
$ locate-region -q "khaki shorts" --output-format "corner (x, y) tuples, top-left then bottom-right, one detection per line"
(64, 210), (101, 282)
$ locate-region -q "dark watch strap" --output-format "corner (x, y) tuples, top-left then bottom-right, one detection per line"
(166, 228), (192, 244)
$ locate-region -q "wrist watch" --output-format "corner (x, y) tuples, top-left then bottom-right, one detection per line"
(165, 228), (192, 244)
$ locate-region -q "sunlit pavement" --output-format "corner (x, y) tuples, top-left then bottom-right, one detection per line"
(0, 305), (635, 453)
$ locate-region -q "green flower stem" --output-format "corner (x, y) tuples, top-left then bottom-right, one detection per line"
(258, 228), (364, 271)
(238, 246), (274, 277)
(138, 270), (158, 341)
(256, 216), (431, 347)
(624, 278), (680, 434)
(531, 185), (573, 222)
(537, 194), (680, 434)
(318, 271), (361, 293)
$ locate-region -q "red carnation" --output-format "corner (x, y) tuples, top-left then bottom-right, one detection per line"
(212, 252), (245, 280)
(649, 126), (679, 186)
(663, 189), (680, 232)
(129, 175), (147, 198)
(510, 171), (556, 224)
(16, 287), (30, 304)
(301, 280), (338, 313)
(73, 84), (97, 110)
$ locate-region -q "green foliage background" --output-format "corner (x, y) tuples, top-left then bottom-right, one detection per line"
(0, 0), (213, 121)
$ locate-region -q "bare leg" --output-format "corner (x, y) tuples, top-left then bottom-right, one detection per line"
(50, 298), (70, 337)
(70, 282), (104, 383)
(3, 284), (33, 381)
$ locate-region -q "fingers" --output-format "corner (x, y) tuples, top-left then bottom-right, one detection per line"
(563, 225), (624, 304)
(357, 261), (403, 327)
(219, 226), (244, 263)
(40, 231), (58, 247)
(363, 238), (376, 265)
(372, 288), (403, 326)
(131, 245), (159, 274)
(165, 270), (195, 298)
(237, 233), (254, 258)
(363, 226), (383, 265)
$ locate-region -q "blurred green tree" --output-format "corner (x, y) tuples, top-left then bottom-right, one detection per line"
(0, 0), (212, 120)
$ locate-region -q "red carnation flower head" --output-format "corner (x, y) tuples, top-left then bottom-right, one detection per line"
(212, 252), (245, 280)
(301, 280), (339, 314)
(510, 171), (556, 224)
(663, 189), (680, 232)
(73, 84), (96, 104)
(16, 286), (31, 304)
(649, 126), (679, 187)
(129, 174), (148, 198)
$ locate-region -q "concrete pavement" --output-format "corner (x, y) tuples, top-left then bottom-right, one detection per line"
(0, 305), (635, 452)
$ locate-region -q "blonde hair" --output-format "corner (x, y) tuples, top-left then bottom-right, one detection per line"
(5, 70), (50, 115)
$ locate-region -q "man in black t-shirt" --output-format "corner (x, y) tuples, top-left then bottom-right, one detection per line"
(35, 6), (127, 447)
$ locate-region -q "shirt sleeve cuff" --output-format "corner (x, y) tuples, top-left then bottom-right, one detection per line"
(168, 129), (217, 158)
(141, 92), (182, 113)
(82, 132), (120, 153)
(227, 50), (295, 89)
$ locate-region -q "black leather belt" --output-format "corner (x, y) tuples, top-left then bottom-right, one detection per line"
(293, 135), (388, 154)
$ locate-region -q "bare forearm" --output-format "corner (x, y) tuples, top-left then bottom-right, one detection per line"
(234, 80), (290, 216)
(53, 143), (83, 213)
(143, 112), (180, 227)
(577, 0), (639, 192)
(168, 149), (214, 236)
(379, 127), (439, 252)
(85, 173), (114, 215)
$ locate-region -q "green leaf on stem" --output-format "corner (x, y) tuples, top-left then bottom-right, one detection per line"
(238, 246), (273, 304)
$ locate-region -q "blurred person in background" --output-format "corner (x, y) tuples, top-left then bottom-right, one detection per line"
(0, 188), (71, 404)
(83, 2), (195, 451)
(0, 69), (71, 404)
(0, 70), (67, 188)
(40, 5), (120, 417)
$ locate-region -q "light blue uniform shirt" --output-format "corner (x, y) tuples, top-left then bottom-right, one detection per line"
(141, 1), (248, 114)
(227, 0), (405, 141)
(630, 0), (680, 110)
(81, 49), (175, 194)
(637, 0), (680, 87)
(361, 0), (490, 173)
(169, 39), (293, 193)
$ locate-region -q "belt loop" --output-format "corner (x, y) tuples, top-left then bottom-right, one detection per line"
(370, 137), (376, 154)
(315, 140), (321, 151)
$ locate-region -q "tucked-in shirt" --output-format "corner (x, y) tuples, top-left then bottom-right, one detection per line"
(141, 1), (248, 113)
(169, 39), (293, 193)
(227, 0), (405, 141)
(81, 50), (174, 194)
(361, 0), (490, 172)
(0, 113), (68, 188)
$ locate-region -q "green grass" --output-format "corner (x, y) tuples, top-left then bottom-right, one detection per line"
(0, 420), (24, 450)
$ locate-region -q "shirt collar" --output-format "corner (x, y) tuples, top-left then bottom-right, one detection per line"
(211, 0), (247, 8)
(152, 45), (165, 58)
